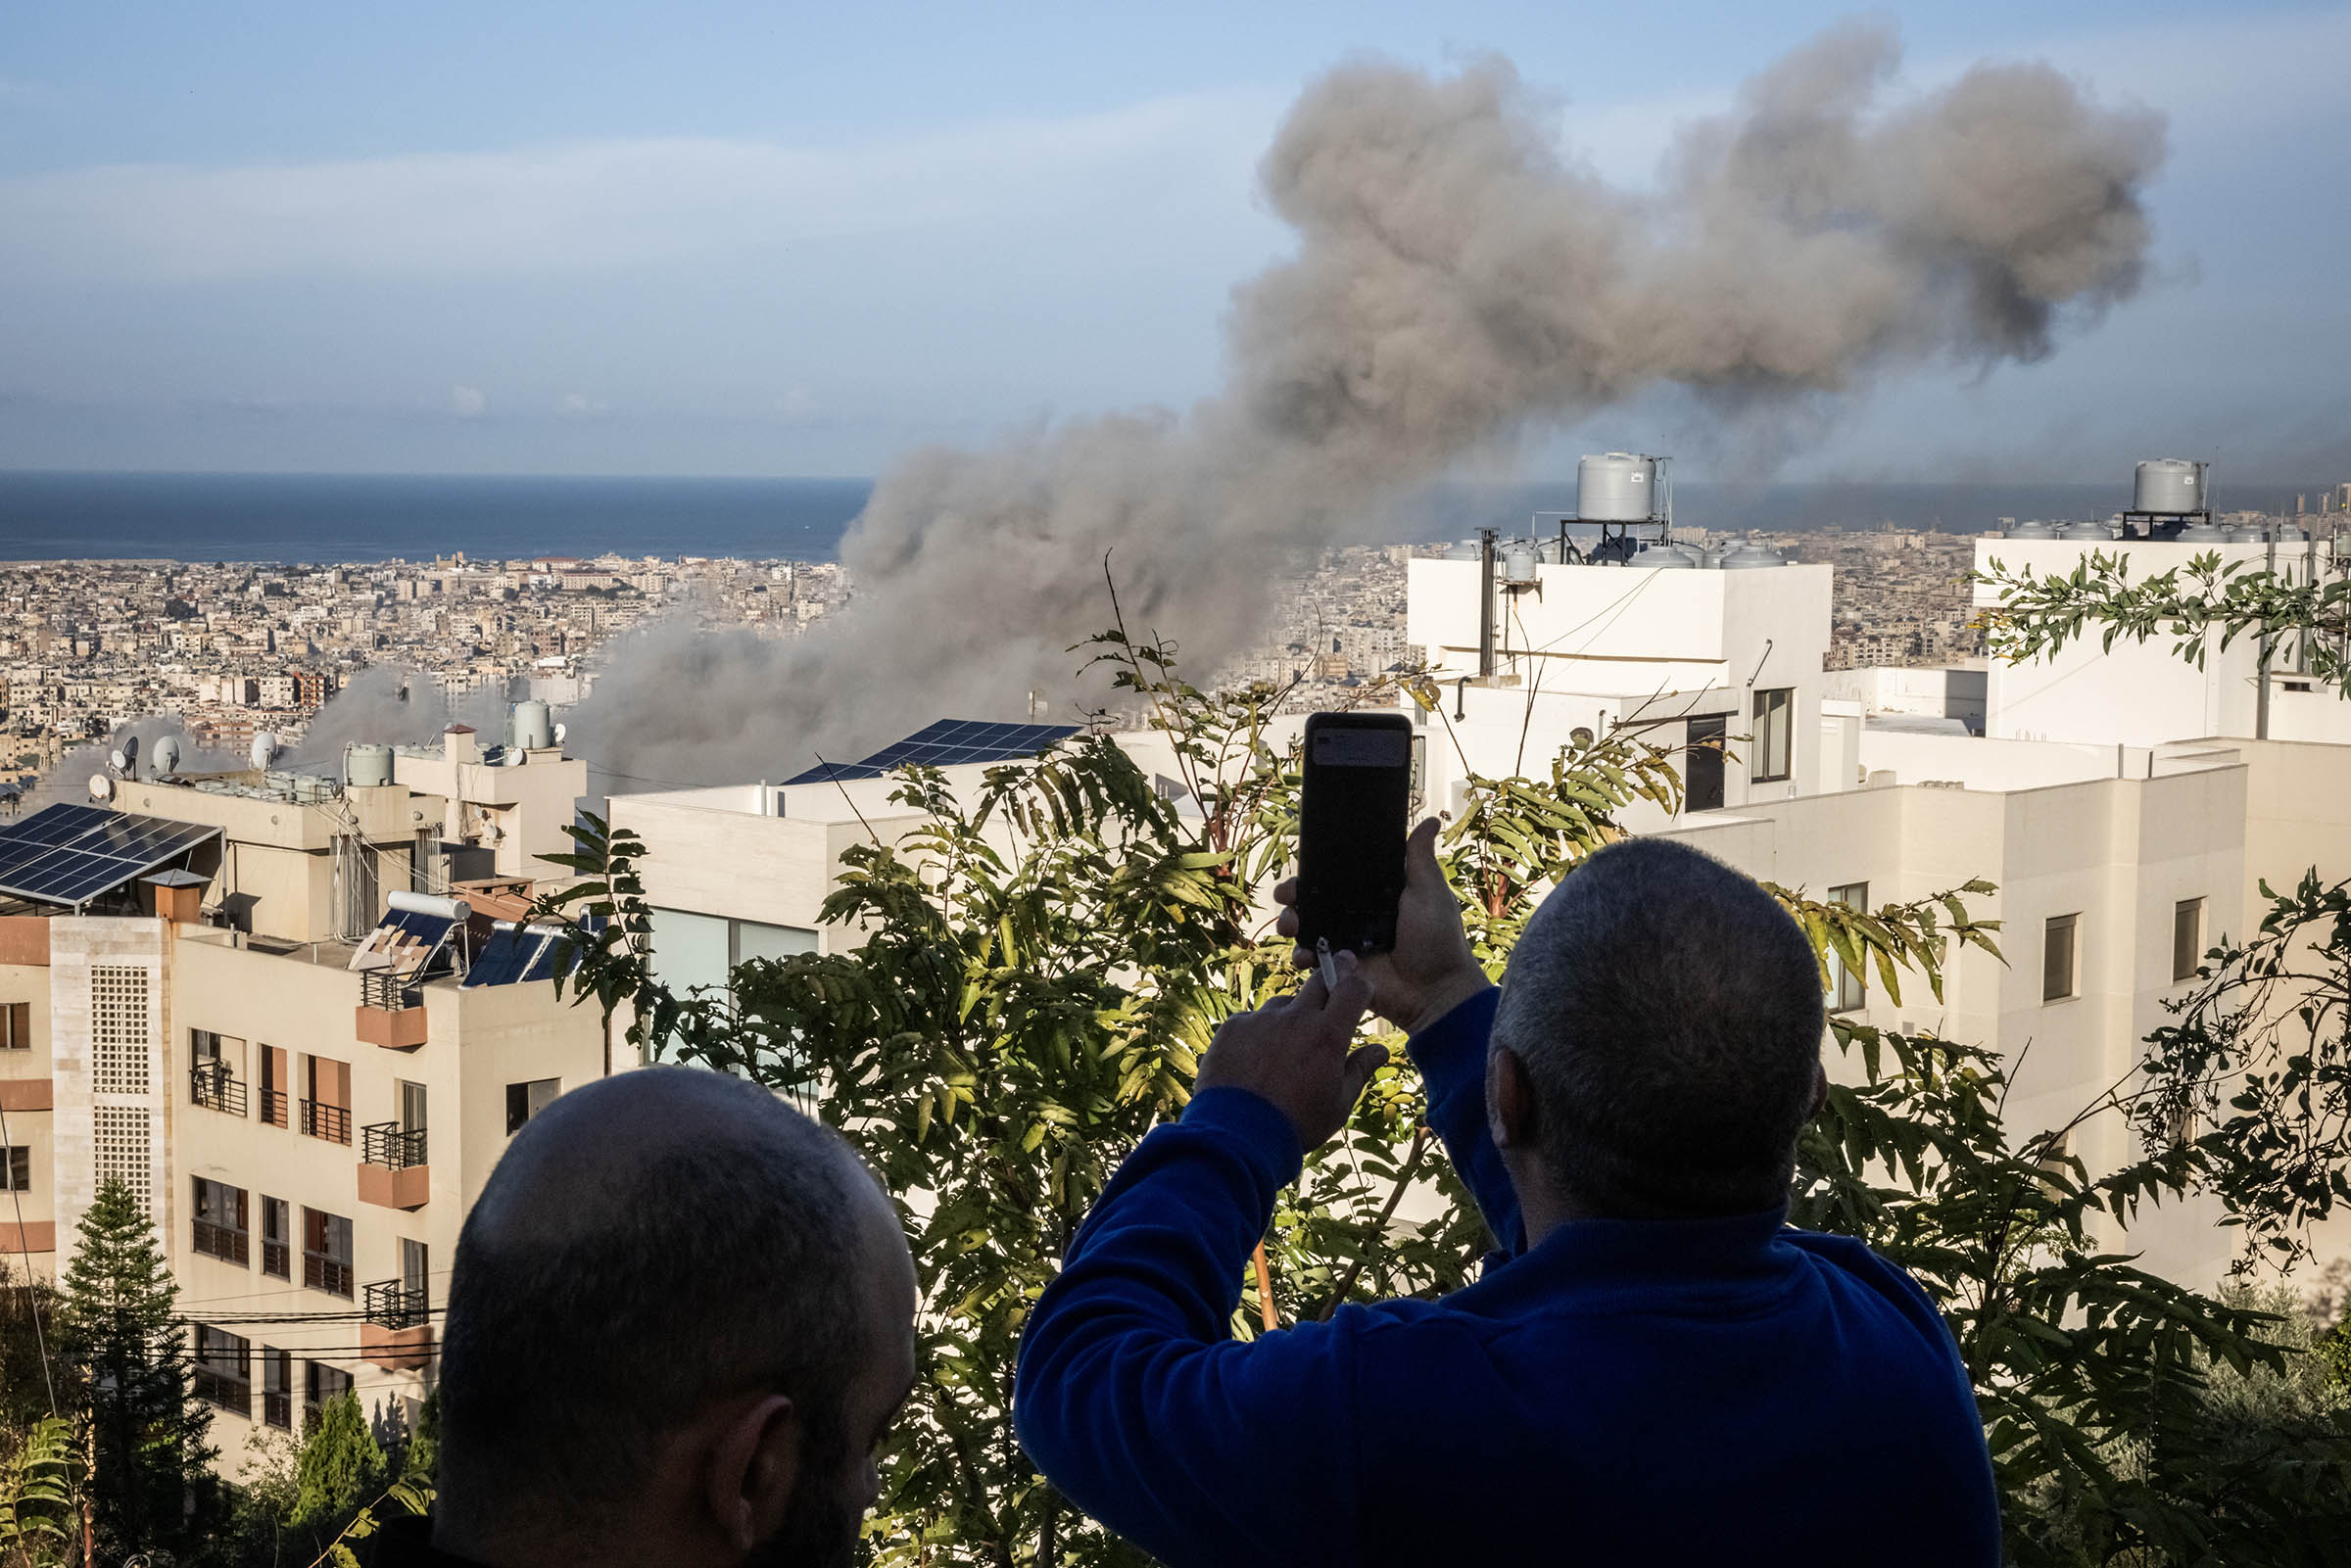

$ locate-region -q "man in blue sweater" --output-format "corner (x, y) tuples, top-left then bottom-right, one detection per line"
(1014, 825), (1999, 1566)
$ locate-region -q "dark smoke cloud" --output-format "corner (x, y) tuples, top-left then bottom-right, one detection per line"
(565, 21), (2165, 789)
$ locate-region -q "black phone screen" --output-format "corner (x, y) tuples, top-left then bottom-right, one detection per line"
(1296, 713), (1413, 955)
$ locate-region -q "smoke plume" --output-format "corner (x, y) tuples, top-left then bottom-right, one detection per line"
(567, 22), (2165, 788)
(33, 717), (247, 810)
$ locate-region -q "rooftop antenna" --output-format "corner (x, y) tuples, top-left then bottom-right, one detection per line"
(151, 736), (181, 779)
(249, 732), (278, 772)
(87, 774), (113, 803)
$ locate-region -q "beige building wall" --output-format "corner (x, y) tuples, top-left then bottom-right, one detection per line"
(47, 919), (170, 1265)
(0, 919), (56, 1276)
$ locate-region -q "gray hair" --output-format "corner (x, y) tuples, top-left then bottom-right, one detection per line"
(1491, 837), (1824, 1216)
(438, 1068), (873, 1533)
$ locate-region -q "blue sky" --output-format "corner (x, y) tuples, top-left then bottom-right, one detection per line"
(2, 0), (2346, 483)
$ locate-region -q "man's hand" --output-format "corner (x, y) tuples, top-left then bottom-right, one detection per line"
(1196, 955), (1385, 1156)
(1274, 816), (1493, 1036)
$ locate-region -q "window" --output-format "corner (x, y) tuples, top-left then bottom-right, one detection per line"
(505, 1077), (561, 1135)
(0, 1001), (28, 1048)
(1, 1146), (27, 1192)
(262, 1348), (293, 1430)
(261, 1197), (290, 1279)
(1828, 882), (1869, 1013)
(2172, 897), (2205, 982)
(192, 1326), (251, 1416)
(259, 1045), (289, 1128)
(306, 1360), (354, 1423)
(302, 1207), (354, 1299)
(1684, 715), (1728, 813)
(1751, 689), (1794, 784)
(2042, 914), (2080, 1003)
(191, 1177), (250, 1265)
(300, 1056), (352, 1145)
(190, 1028), (248, 1116)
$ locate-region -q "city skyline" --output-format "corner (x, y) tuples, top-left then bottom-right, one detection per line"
(2, 1), (2347, 481)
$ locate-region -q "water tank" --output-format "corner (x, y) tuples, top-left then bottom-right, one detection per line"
(2134, 458), (2203, 514)
(1699, 543), (1734, 569)
(512, 699), (555, 750)
(2004, 519), (2059, 540)
(1499, 542), (1542, 586)
(346, 743), (395, 788)
(1721, 545), (1786, 569)
(2228, 526), (2269, 544)
(2175, 521), (2228, 544)
(1447, 541), (1483, 562)
(1577, 452), (1659, 522)
(2275, 524), (2308, 543)
(1626, 544), (1698, 569)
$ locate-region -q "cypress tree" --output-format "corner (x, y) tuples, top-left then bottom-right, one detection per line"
(56, 1177), (212, 1556)
(292, 1391), (382, 1527)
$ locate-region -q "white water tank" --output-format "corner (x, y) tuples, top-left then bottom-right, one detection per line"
(512, 700), (555, 751)
(1577, 453), (1658, 522)
(2135, 459), (2203, 514)
(347, 743), (395, 788)
(1626, 544), (1699, 569)
(1499, 542), (1542, 586)
(2004, 520), (2059, 540)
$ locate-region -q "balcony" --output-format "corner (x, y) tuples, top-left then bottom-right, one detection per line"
(191, 1218), (250, 1266)
(358, 1122), (430, 1212)
(360, 1279), (434, 1371)
(260, 1088), (290, 1128)
(357, 972), (427, 1050)
(303, 1253), (354, 1299)
(263, 1389), (292, 1430)
(262, 1240), (289, 1279)
(299, 1099), (352, 1146)
(189, 1062), (248, 1117)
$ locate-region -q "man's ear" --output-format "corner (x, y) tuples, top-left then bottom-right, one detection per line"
(705, 1394), (801, 1554)
(1486, 1046), (1536, 1152)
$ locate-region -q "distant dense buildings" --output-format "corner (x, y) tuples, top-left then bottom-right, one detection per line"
(0, 553), (855, 792)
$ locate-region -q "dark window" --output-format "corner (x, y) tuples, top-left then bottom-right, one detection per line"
(2043, 914), (2079, 1004)
(505, 1077), (561, 1135)
(1828, 882), (1869, 1013)
(193, 1325), (251, 1416)
(1685, 714), (1727, 813)
(2172, 897), (2205, 982)
(0, 1001), (28, 1048)
(1751, 689), (1794, 784)
(261, 1196), (290, 1279)
(302, 1207), (354, 1299)
(262, 1348), (293, 1430)
(0, 1146), (27, 1192)
(306, 1360), (354, 1424)
(192, 1176), (250, 1265)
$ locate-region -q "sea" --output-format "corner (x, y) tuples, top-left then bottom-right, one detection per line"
(0, 471), (2331, 564)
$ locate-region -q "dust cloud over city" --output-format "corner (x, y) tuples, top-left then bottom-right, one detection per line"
(542, 20), (2166, 787)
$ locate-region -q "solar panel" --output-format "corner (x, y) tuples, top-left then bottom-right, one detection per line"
(0, 803), (221, 910)
(463, 924), (579, 987)
(783, 719), (1080, 785)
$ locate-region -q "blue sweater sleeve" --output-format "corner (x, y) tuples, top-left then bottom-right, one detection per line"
(1407, 986), (1523, 1259)
(1013, 1087), (1363, 1568)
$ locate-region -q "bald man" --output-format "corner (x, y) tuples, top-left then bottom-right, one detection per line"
(370, 1068), (917, 1568)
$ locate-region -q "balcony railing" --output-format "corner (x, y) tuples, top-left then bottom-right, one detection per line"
(263, 1389), (292, 1429)
(260, 1088), (289, 1127)
(192, 1368), (251, 1416)
(363, 1278), (429, 1331)
(360, 1122), (427, 1169)
(360, 970), (422, 1011)
(262, 1240), (289, 1279)
(189, 1062), (248, 1117)
(304, 1253), (355, 1299)
(191, 1218), (250, 1266)
(299, 1099), (353, 1145)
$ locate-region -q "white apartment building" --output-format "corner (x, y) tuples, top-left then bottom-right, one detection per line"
(0, 716), (605, 1453)
(606, 525), (2351, 1291)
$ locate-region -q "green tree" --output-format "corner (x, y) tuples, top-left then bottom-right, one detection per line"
(292, 1391), (384, 1529)
(0, 1416), (76, 1568)
(57, 1177), (212, 1559)
(540, 626), (2351, 1567)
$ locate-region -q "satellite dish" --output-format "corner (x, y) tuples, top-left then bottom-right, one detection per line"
(152, 736), (182, 778)
(88, 774), (114, 802)
(249, 732), (278, 771)
(109, 750), (127, 775)
(120, 736), (138, 773)
(552, 723), (567, 745)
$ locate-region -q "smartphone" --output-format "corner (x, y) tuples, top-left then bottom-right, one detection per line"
(1295, 710), (1415, 955)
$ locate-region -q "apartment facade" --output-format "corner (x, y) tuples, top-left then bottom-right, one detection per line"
(0, 719), (605, 1449)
